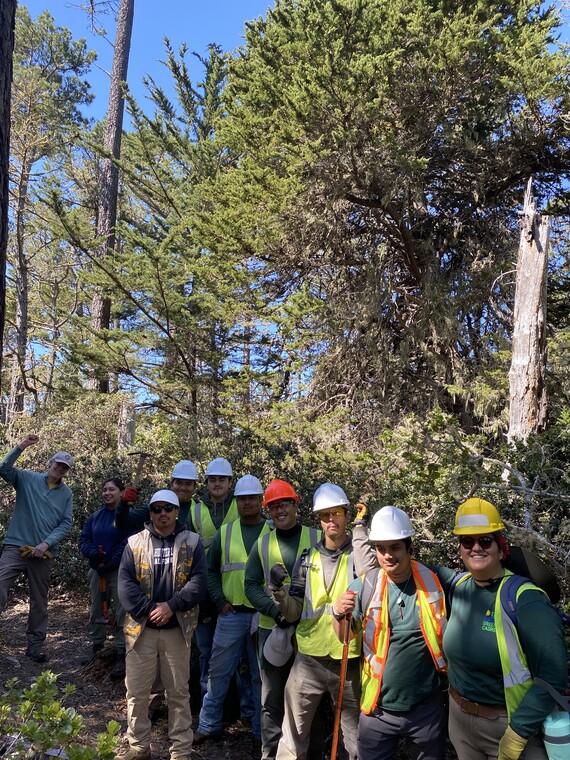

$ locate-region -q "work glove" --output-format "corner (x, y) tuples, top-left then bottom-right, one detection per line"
(97, 564), (113, 577)
(497, 726), (528, 760)
(19, 545), (52, 559)
(268, 563), (288, 591)
(274, 612), (290, 629)
(123, 486), (139, 504)
(353, 501), (370, 527)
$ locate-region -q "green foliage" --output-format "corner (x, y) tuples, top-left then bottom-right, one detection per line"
(0, 671), (119, 758)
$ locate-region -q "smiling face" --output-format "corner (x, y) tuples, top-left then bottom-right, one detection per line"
(267, 499), (298, 530)
(150, 502), (179, 536)
(102, 480), (123, 508)
(170, 478), (197, 504)
(207, 475), (231, 503)
(317, 508), (348, 548)
(374, 539), (413, 582)
(47, 459), (70, 484)
(459, 534), (504, 581)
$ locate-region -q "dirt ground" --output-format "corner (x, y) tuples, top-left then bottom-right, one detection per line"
(0, 590), (260, 759)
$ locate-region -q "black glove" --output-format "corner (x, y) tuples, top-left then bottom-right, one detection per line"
(97, 565), (111, 577)
(274, 612), (290, 629)
(269, 563), (288, 591)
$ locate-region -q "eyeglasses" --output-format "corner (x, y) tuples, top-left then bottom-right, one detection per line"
(459, 535), (495, 550)
(267, 500), (296, 512)
(150, 504), (177, 514)
(319, 509), (345, 521)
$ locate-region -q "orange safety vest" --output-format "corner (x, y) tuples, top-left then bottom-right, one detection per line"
(360, 560), (447, 714)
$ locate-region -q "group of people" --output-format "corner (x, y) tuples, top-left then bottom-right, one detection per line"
(0, 435), (567, 760)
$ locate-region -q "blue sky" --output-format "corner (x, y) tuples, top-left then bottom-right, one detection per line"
(21, 1), (272, 119)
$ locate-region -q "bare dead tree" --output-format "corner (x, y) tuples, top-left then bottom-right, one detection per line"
(507, 178), (549, 444)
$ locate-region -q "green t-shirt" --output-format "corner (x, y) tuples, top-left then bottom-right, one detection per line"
(350, 569), (445, 711)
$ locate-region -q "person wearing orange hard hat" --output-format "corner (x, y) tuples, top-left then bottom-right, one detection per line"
(444, 498), (567, 760)
(245, 479), (321, 760)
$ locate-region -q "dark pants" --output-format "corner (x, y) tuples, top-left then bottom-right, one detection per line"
(358, 691), (447, 760)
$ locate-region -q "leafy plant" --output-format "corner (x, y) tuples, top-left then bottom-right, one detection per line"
(0, 671), (119, 759)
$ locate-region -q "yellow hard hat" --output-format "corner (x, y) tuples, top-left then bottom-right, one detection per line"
(453, 498), (505, 535)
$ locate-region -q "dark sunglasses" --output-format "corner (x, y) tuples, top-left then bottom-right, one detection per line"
(459, 535), (495, 550)
(150, 504), (177, 514)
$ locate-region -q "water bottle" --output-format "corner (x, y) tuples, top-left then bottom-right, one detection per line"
(542, 710), (570, 760)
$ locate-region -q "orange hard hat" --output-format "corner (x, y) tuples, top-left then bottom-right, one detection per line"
(263, 479), (299, 508)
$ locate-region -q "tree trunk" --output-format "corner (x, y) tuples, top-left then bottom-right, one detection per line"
(0, 0), (17, 402)
(89, 0), (135, 392)
(507, 178), (549, 443)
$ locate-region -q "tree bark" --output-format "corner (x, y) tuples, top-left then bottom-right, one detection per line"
(89, 0), (134, 392)
(507, 178), (549, 443)
(0, 0), (17, 405)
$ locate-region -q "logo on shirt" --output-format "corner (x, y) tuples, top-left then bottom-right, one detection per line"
(154, 547), (173, 565)
(481, 608), (495, 632)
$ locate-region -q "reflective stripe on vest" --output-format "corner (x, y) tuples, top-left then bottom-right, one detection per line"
(191, 498), (239, 550)
(220, 519), (270, 606)
(360, 561), (447, 714)
(489, 572), (538, 719)
(297, 548), (360, 659)
(258, 525), (320, 630)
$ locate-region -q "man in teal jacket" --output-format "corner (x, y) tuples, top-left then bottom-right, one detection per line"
(0, 434), (73, 662)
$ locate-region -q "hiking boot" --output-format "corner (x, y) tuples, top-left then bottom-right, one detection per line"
(25, 648), (48, 663)
(192, 731), (222, 746)
(114, 748), (151, 760)
(110, 654), (126, 680)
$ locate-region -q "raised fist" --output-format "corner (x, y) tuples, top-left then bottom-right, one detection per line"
(269, 563), (288, 591)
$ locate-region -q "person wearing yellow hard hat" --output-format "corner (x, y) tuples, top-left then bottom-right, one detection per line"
(443, 498), (568, 760)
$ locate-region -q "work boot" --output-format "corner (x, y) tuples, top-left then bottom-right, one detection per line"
(114, 748), (151, 760)
(192, 731), (222, 746)
(110, 653), (126, 680)
(25, 648), (48, 663)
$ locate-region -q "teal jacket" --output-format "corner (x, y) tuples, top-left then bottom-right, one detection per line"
(0, 446), (73, 555)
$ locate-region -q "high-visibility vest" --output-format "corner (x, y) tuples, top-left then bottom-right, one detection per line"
(220, 519), (270, 606)
(455, 570), (540, 719)
(190, 498), (238, 550)
(297, 548), (361, 659)
(360, 561), (447, 714)
(258, 525), (320, 630)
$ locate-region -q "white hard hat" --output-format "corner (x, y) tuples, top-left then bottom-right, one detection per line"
(234, 474), (264, 496)
(368, 506), (414, 541)
(171, 460), (199, 481)
(149, 489), (180, 507)
(205, 457), (233, 478)
(313, 483), (349, 513)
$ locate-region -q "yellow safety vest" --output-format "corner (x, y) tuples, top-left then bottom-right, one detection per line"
(297, 548), (361, 659)
(258, 525), (320, 630)
(220, 519), (271, 607)
(190, 498), (239, 550)
(456, 570), (541, 720)
(360, 561), (447, 714)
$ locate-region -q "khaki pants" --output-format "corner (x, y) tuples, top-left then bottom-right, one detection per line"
(449, 696), (547, 760)
(126, 626), (193, 758)
(0, 545), (53, 652)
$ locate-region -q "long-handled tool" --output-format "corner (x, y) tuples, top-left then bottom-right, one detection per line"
(331, 609), (353, 760)
(128, 450), (150, 489)
(94, 544), (114, 627)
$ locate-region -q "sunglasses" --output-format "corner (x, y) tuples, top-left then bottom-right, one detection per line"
(319, 509), (345, 521)
(459, 535), (495, 550)
(150, 504), (177, 514)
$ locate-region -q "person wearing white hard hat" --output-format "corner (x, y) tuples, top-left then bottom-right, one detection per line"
(115, 460), (202, 534)
(270, 484), (376, 760)
(333, 505), (451, 760)
(0, 434), (73, 663)
(117, 489), (207, 760)
(194, 475), (270, 756)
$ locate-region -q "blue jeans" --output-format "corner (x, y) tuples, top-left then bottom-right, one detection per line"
(198, 610), (261, 739)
